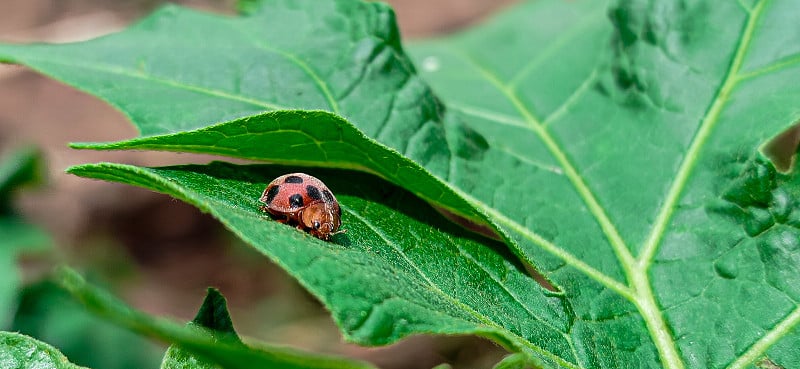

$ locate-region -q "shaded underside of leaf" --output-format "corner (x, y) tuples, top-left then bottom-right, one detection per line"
(70, 110), (490, 229)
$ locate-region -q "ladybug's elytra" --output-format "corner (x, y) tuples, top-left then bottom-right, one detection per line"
(259, 173), (344, 241)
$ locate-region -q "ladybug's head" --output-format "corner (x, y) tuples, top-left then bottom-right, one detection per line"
(301, 202), (344, 240)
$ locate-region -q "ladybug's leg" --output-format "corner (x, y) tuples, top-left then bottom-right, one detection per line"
(292, 210), (305, 230)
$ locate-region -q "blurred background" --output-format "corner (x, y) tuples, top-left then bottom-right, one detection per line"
(0, 0), (516, 368)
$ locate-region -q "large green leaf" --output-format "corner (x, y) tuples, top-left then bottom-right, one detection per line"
(407, 1), (800, 368)
(0, 0), (451, 176)
(68, 162), (569, 368)
(2, 0), (800, 368)
(0, 0), (498, 235)
(0, 331), (87, 369)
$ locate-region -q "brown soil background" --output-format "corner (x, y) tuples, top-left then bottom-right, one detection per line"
(0, 1), (518, 368)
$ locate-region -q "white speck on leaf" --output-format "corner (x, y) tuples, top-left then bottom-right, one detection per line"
(421, 56), (440, 72)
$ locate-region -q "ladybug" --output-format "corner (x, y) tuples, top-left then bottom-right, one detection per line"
(259, 173), (344, 240)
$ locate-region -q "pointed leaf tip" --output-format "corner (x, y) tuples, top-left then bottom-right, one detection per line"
(192, 288), (239, 341)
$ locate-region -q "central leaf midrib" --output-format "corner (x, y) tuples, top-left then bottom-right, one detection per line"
(446, 15), (689, 369)
(628, 2), (775, 369)
(441, 1), (773, 366)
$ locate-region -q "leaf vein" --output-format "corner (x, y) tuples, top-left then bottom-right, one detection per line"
(737, 53), (800, 82)
(443, 234), (570, 340)
(449, 104), (529, 129)
(26, 59), (286, 111)
(726, 304), (800, 369)
(450, 46), (637, 279)
(507, 10), (605, 88)
(343, 204), (583, 369)
(542, 67), (600, 128)
(453, 188), (635, 300)
(230, 26), (341, 115)
(638, 0), (769, 267)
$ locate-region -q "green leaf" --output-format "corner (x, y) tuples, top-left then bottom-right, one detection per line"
(0, 217), (51, 329)
(190, 288), (239, 341)
(58, 267), (378, 369)
(0, 147), (50, 328)
(406, 0), (800, 368)
(0, 146), (43, 209)
(68, 162), (566, 367)
(70, 110), (490, 229)
(12, 281), (163, 369)
(0, 0), (450, 178)
(0, 331), (87, 369)
(161, 288), (240, 369)
(3, 0), (800, 368)
(0, 0), (499, 233)
(492, 353), (536, 369)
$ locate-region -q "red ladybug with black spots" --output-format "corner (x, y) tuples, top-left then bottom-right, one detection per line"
(259, 173), (344, 240)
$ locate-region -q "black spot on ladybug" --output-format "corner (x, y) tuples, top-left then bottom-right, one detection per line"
(322, 189), (334, 203)
(265, 185), (280, 204)
(289, 194), (304, 208)
(306, 185), (322, 200)
(285, 175), (304, 184)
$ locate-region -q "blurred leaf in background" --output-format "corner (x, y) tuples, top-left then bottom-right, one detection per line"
(0, 331), (86, 369)
(0, 147), (164, 369)
(11, 280), (164, 369)
(59, 267), (378, 369)
(0, 146), (50, 328)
